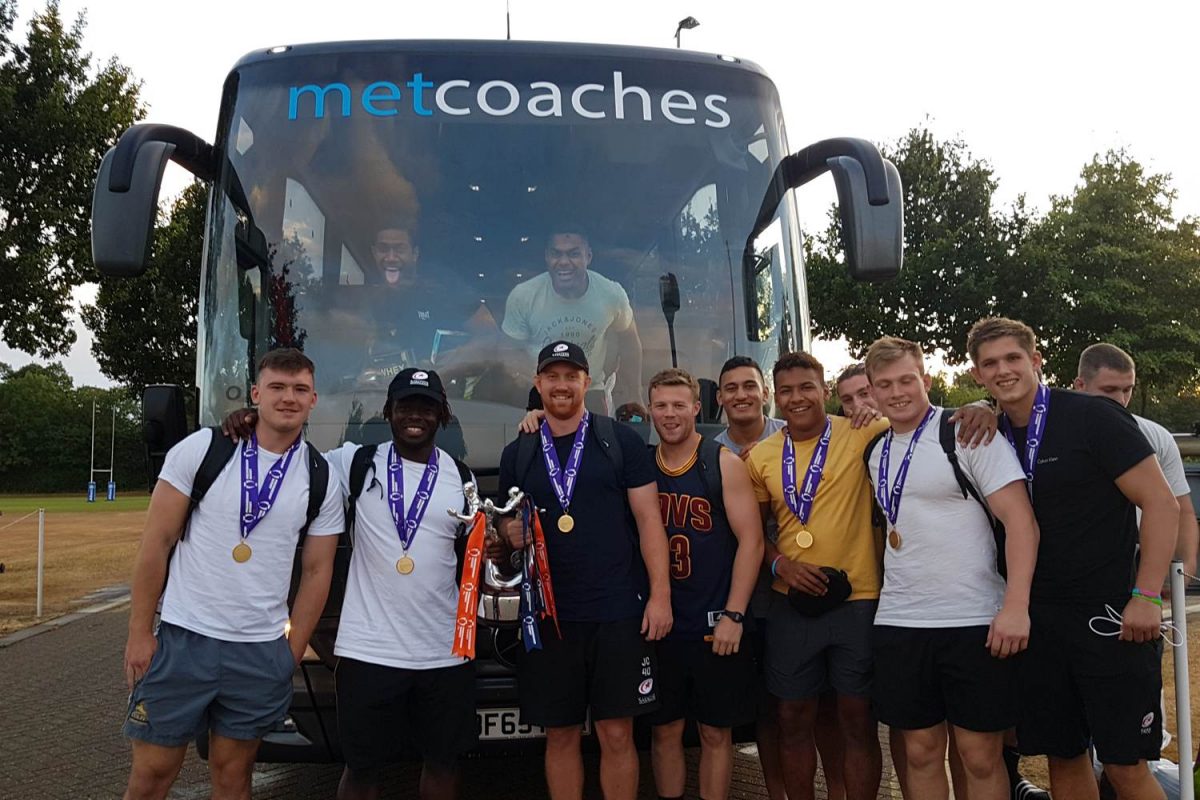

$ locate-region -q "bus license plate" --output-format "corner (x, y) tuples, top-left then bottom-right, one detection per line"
(477, 707), (544, 740)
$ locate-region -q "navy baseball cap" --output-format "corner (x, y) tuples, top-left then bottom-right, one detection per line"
(536, 340), (589, 373)
(387, 368), (446, 403)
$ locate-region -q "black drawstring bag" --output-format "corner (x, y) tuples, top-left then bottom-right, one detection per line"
(787, 567), (853, 617)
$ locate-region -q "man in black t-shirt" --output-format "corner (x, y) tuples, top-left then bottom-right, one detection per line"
(499, 340), (672, 800)
(365, 225), (493, 367)
(967, 317), (1178, 800)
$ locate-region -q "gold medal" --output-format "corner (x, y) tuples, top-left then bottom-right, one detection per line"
(794, 529), (814, 549)
(396, 556), (415, 575)
(889, 529), (902, 550)
(232, 542), (252, 563)
(557, 514), (575, 533)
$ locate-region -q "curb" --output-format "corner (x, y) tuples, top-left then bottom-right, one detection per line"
(0, 592), (130, 648)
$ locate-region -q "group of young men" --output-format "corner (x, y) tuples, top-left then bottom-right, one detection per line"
(120, 314), (1194, 800)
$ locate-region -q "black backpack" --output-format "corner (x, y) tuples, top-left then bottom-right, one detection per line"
(864, 408), (1007, 576)
(185, 426), (329, 539)
(344, 443), (474, 546)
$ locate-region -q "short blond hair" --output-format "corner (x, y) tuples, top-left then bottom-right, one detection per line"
(966, 317), (1037, 363)
(864, 337), (924, 379)
(648, 367), (700, 401)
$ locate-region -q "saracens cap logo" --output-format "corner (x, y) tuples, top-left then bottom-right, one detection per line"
(554, 343), (569, 353)
(412, 371), (429, 380)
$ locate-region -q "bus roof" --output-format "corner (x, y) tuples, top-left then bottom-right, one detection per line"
(230, 39), (769, 80)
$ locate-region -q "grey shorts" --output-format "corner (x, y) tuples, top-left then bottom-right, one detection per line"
(764, 596), (877, 700)
(123, 622), (295, 747)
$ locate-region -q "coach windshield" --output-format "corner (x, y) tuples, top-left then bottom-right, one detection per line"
(197, 45), (803, 464)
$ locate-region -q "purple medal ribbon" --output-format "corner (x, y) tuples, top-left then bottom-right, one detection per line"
(240, 433), (303, 540)
(875, 406), (938, 528)
(782, 418), (832, 524)
(1000, 383), (1050, 493)
(539, 412), (590, 515)
(386, 445), (441, 550)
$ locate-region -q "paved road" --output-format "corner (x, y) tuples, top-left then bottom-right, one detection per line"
(0, 607), (902, 798)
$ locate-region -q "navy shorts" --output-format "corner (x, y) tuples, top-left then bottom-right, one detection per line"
(644, 638), (758, 728)
(765, 597), (876, 700)
(123, 622), (294, 746)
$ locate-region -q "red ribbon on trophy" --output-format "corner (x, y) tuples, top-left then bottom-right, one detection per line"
(451, 511), (488, 659)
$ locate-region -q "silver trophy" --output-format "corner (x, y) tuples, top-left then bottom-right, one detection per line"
(450, 483), (525, 626)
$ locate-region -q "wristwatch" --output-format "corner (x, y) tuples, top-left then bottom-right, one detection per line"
(721, 609), (745, 624)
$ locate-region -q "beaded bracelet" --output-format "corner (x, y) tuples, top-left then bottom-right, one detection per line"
(1131, 587), (1163, 607)
(770, 554), (784, 578)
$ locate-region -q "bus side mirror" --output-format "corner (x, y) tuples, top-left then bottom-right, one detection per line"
(92, 124), (219, 277)
(92, 141), (175, 277)
(828, 156), (904, 282)
(143, 384), (190, 489)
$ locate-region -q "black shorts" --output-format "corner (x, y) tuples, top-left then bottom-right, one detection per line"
(335, 658), (476, 771)
(1016, 602), (1162, 765)
(644, 638), (758, 728)
(872, 625), (1016, 733)
(517, 617), (658, 727)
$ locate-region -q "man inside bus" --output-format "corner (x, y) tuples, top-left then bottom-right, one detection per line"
(364, 223), (495, 368)
(501, 224), (645, 411)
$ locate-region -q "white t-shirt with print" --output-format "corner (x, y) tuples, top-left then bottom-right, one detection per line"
(501, 271), (633, 383)
(329, 443), (470, 670)
(867, 408), (1027, 627)
(157, 428), (344, 643)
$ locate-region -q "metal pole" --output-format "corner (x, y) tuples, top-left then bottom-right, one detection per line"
(1171, 560), (1194, 800)
(36, 508), (45, 618)
(109, 405), (116, 475)
(89, 399), (96, 485)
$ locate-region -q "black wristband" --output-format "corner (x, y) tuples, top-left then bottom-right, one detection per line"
(721, 609), (745, 624)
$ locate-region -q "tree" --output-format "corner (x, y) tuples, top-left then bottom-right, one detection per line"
(0, 1), (143, 356)
(1008, 151), (1200, 405)
(806, 125), (1021, 364)
(0, 362), (144, 492)
(82, 181), (206, 390)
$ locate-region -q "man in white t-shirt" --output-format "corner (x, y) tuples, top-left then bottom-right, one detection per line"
(224, 367), (477, 800)
(863, 336), (1040, 800)
(1074, 343), (1198, 575)
(122, 348), (344, 800)
(502, 225), (644, 408)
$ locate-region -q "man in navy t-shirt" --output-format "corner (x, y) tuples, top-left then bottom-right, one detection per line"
(499, 340), (671, 800)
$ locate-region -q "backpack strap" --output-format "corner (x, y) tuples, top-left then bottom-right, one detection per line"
(695, 436), (726, 519)
(451, 455), (474, 517)
(939, 407), (1007, 577)
(515, 431), (540, 486)
(299, 442), (328, 538)
(345, 443), (379, 548)
(184, 427), (239, 540)
(591, 415), (625, 482)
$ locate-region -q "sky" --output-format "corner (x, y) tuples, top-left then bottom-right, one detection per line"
(4, 0), (1199, 386)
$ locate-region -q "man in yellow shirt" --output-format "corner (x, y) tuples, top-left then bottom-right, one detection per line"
(746, 351), (887, 800)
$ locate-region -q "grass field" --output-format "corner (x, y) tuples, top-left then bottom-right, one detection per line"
(0, 493), (148, 634)
(0, 492), (151, 515)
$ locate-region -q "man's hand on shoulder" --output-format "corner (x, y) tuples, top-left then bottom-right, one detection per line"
(847, 404), (884, 429)
(950, 402), (998, 448)
(220, 408), (257, 441)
